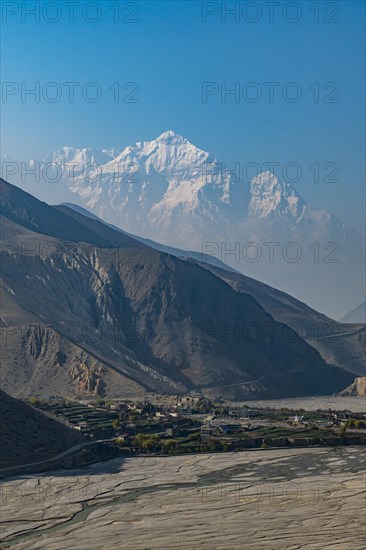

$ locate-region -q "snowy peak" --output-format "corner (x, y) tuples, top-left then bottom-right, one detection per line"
(38, 146), (120, 169)
(107, 131), (213, 183)
(249, 171), (307, 221)
(155, 130), (188, 144)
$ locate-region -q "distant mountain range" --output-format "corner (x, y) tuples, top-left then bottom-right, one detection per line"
(2, 131), (364, 318)
(1, 178), (361, 401)
(340, 300), (366, 324)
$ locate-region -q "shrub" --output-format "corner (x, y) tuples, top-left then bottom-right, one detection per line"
(339, 425), (347, 437)
(133, 433), (160, 450)
(162, 439), (177, 454)
(29, 397), (40, 406)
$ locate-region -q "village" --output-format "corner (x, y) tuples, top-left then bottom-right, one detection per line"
(29, 394), (366, 455)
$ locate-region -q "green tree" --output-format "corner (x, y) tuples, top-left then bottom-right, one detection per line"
(133, 433), (160, 451)
(141, 434), (160, 450)
(132, 433), (145, 447)
(112, 419), (120, 430)
(162, 439), (177, 454)
(29, 397), (40, 406)
(339, 425), (347, 437)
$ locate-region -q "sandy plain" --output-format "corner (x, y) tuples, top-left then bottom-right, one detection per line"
(0, 446), (365, 549)
(233, 396), (366, 413)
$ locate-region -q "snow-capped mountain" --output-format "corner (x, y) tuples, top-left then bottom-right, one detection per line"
(249, 171), (307, 223)
(2, 131), (364, 318)
(48, 131), (248, 245)
(20, 130), (360, 245)
(39, 145), (121, 170)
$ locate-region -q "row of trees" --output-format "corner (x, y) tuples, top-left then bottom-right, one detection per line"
(115, 432), (231, 454)
(347, 418), (366, 429)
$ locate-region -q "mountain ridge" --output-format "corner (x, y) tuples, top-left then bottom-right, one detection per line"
(59, 202), (366, 378)
(0, 178), (355, 401)
(340, 300), (366, 324)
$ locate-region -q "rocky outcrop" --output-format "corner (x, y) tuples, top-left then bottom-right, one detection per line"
(339, 377), (366, 396)
(69, 361), (106, 397)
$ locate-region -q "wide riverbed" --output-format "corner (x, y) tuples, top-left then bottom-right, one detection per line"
(0, 447), (365, 549)
(232, 395), (366, 413)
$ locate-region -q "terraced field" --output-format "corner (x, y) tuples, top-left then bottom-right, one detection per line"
(36, 402), (118, 429)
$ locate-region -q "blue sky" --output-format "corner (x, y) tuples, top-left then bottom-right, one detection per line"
(1, 0), (365, 231)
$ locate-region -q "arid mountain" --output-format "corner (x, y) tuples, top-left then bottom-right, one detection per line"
(60, 202), (239, 274)
(0, 179), (355, 400)
(0, 389), (83, 469)
(57, 203), (366, 378)
(196, 264), (366, 377)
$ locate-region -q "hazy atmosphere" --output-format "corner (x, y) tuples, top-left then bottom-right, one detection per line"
(0, 2), (365, 549)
